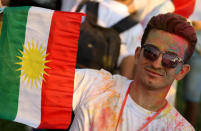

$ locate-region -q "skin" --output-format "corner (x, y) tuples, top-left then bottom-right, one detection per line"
(120, 56), (135, 79)
(118, 0), (137, 79)
(0, 0), (9, 7)
(0, 0), (10, 21)
(0, 0), (10, 34)
(130, 29), (190, 111)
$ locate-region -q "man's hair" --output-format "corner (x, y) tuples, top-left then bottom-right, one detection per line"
(141, 13), (197, 63)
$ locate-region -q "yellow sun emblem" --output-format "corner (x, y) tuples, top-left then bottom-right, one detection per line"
(16, 40), (50, 87)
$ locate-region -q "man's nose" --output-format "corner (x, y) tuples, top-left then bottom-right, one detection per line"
(151, 54), (163, 69)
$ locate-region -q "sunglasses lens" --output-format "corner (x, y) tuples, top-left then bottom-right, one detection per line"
(142, 44), (183, 68)
(143, 45), (159, 61)
(162, 53), (179, 68)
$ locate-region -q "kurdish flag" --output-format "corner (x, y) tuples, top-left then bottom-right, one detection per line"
(0, 6), (83, 129)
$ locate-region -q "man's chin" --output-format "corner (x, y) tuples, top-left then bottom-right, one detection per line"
(142, 79), (165, 90)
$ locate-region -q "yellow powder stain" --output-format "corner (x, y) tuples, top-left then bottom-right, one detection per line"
(85, 69), (127, 130)
(157, 104), (173, 119)
(100, 69), (112, 80)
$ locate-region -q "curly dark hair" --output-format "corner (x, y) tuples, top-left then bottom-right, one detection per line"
(141, 13), (197, 63)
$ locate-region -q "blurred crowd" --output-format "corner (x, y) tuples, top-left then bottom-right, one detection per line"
(0, 0), (201, 131)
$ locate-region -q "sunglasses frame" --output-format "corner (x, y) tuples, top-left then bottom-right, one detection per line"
(141, 44), (184, 68)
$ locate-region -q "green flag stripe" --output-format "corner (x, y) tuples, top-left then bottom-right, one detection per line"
(0, 6), (30, 120)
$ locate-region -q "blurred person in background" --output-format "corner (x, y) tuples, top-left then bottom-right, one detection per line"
(61, 0), (108, 12)
(9, 0), (61, 10)
(182, 0), (201, 126)
(61, 0), (80, 12)
(172, 0), (201, 127)
(61, 0), (106, 12)
(0, 0), (9, 7)
(183, 22), (201, 126)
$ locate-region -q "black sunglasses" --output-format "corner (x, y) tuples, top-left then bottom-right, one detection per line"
(141, 44), (184, 68)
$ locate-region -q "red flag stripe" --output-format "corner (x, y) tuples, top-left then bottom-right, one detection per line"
(38, 11), (82, 129)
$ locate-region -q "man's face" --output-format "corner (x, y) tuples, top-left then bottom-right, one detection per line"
(134, 29), (189, 90)
(1, 0), (9, 6)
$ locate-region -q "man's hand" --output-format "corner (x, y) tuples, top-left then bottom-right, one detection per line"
(0, 0), (10, 7)
(0, 0), (2, 7)
(120, 55), (135, 80)
(192, 21), (201, 31)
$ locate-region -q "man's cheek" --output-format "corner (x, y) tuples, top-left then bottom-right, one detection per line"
(175, 65), (182, 74)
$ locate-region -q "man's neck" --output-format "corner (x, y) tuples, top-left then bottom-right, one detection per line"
(129, 81), (170, 112)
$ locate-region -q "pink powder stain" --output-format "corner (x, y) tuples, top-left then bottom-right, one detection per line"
(172, 112), (192, 130)
(88, 83), (121, 130)
(89, 121), (94, 131)
(87, 70), (126, 130)
(169, 44), (186, 58)
(98, 107), (118, 128)
(145, 116), (152, 121)
(168, 34), (188, 59)
(146, 30), (188, 59)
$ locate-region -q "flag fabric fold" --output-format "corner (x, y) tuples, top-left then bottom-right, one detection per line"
(0, 6), (83, 129)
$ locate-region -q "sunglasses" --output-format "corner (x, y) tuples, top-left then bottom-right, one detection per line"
(141, 44), (184, 68)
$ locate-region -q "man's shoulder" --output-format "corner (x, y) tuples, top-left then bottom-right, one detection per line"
(75, 68), (127, 83)
(74, 69), (130, 108)
(165, 105), (195, 131)
(75, 68), (112, 79)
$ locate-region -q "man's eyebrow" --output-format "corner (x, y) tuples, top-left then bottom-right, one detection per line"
(166, 49), (179, 55)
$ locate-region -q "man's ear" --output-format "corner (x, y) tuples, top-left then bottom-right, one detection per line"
(134, 47), (141, 59)
(175, 64), (190, 80)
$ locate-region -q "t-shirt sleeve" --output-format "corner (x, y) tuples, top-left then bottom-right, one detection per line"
(170, 108), (195, 131)
(73, 69), (101, 111)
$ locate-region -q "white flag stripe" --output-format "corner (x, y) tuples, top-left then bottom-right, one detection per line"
(14, 7), (54, 128)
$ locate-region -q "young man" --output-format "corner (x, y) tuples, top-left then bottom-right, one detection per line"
(69, 13), (197, 130)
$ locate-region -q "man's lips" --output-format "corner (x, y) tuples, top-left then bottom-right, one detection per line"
(144, 68), (164, 77)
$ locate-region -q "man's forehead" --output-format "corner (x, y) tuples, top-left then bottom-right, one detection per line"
(145, 29), (189, 57)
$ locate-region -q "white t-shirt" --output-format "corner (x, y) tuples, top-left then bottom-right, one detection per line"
(70, 69), (194, 131)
